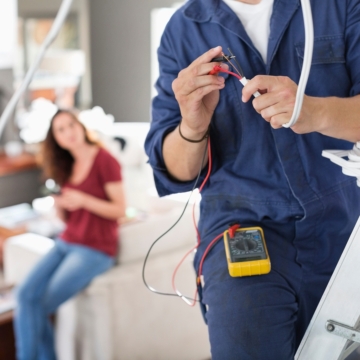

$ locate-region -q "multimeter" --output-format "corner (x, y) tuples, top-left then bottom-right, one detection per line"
(223, 226), (271, 277)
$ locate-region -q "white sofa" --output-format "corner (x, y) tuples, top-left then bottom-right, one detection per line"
(3, 123), (211, 360)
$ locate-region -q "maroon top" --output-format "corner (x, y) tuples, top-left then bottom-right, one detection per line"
(60, 148), (122, 256)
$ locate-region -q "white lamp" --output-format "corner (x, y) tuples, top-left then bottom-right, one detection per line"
(0, 0), (17, 69)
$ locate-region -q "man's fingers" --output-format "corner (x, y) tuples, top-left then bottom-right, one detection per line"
(262, 105), (289, 122)
(269, 113), (290, 129)
(190, 46), (223, 68)
(173, 47), (228, 98)
(192, 62), (229, 77)
(252, 92), (284, 114)
(178, 58), (227, 81)
(188, 83), (224, 103)
(242, 75), (275, 102)
(176, 74), (225, 97)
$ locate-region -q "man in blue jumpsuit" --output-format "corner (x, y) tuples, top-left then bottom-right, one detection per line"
(145, 0), (360, 358)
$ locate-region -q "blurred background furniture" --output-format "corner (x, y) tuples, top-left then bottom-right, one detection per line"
(0, 302), (15, 360)
(5, 207), (210, 360)
(0, 150), (42, 208)
(0, 282), (16, 360)
(0, 227), (26, 268)
(3, 122), (211, 360)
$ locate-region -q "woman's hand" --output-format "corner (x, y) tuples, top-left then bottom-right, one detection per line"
(172, 46), (227, 140)
(60, 189), (87, 211)
(242, 75), (319, 134)
(53, 183), (125, 219)
(53, 194), (66, 209)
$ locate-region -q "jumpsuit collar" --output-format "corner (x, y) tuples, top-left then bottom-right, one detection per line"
(183, 0), (300, 72)
(267, 0), (300, 69)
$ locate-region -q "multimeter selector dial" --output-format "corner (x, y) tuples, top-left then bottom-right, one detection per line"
(228, 230), (267, 261)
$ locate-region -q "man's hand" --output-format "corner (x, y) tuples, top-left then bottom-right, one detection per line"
(163, 46), (229, 181)
(172, 46), (227, 140)
(242, 75), (319, 134)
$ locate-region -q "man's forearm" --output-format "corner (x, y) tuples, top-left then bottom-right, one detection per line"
(243, 75), (360, 141)
(303, 95), (360, 143)
(163, 122), (209, 181)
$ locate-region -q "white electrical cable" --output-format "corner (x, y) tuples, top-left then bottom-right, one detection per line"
(240, 77), (261, 97)
(283, 0), (314, 128)
(0, 0), (74, 139)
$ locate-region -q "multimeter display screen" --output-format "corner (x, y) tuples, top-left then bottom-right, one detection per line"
(227, 229), (267, 263)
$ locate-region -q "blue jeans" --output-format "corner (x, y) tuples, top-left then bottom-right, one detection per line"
(14, 238), (114, 360)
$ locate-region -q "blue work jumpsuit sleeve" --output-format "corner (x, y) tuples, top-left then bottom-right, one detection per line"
(145, 23), (208, 197)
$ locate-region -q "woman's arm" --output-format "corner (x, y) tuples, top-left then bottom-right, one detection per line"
(84, 181), (126, 220)
(61, 181), (126, 220)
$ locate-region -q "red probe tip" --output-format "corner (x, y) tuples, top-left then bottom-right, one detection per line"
(208, 65), (223, 75)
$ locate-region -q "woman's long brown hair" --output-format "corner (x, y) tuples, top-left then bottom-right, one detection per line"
(41, 109), (99, 186)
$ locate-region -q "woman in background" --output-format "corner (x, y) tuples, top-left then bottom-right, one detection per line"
(14, 109), (126, 360)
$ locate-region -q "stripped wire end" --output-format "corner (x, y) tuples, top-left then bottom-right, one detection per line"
(227, 48), (245, 78)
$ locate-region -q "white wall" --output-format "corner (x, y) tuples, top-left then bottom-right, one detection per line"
(89, 0), (178, 123)
(0, 0), (17, 69)
(18, 0), (80, 17)
(17, 0), (181, 122)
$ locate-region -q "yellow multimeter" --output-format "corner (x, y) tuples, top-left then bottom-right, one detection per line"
(223, 225), (271, 277)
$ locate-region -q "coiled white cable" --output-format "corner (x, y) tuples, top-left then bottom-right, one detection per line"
(0, 0), (74, 138)
(322, 143), (360, 187)
(283, 0), (314, 128)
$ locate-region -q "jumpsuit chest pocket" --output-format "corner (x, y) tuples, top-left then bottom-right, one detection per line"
(295, 35), (347, 96)
(295, 35), (345, 65)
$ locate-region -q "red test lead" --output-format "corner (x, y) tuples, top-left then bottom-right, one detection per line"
(209, 65), (261, 98)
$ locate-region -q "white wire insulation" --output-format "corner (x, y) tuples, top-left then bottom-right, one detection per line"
(240, 77), (261, 97)
(0, 0), (74, 139)
(283, 0), (314, 128)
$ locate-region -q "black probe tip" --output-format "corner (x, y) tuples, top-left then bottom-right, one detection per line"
(211, 55), (235, 62)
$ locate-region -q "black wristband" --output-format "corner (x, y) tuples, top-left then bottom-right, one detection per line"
(178, 121), (210, 143)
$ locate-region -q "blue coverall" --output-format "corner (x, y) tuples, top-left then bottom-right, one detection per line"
(145, 0), (360, 358)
